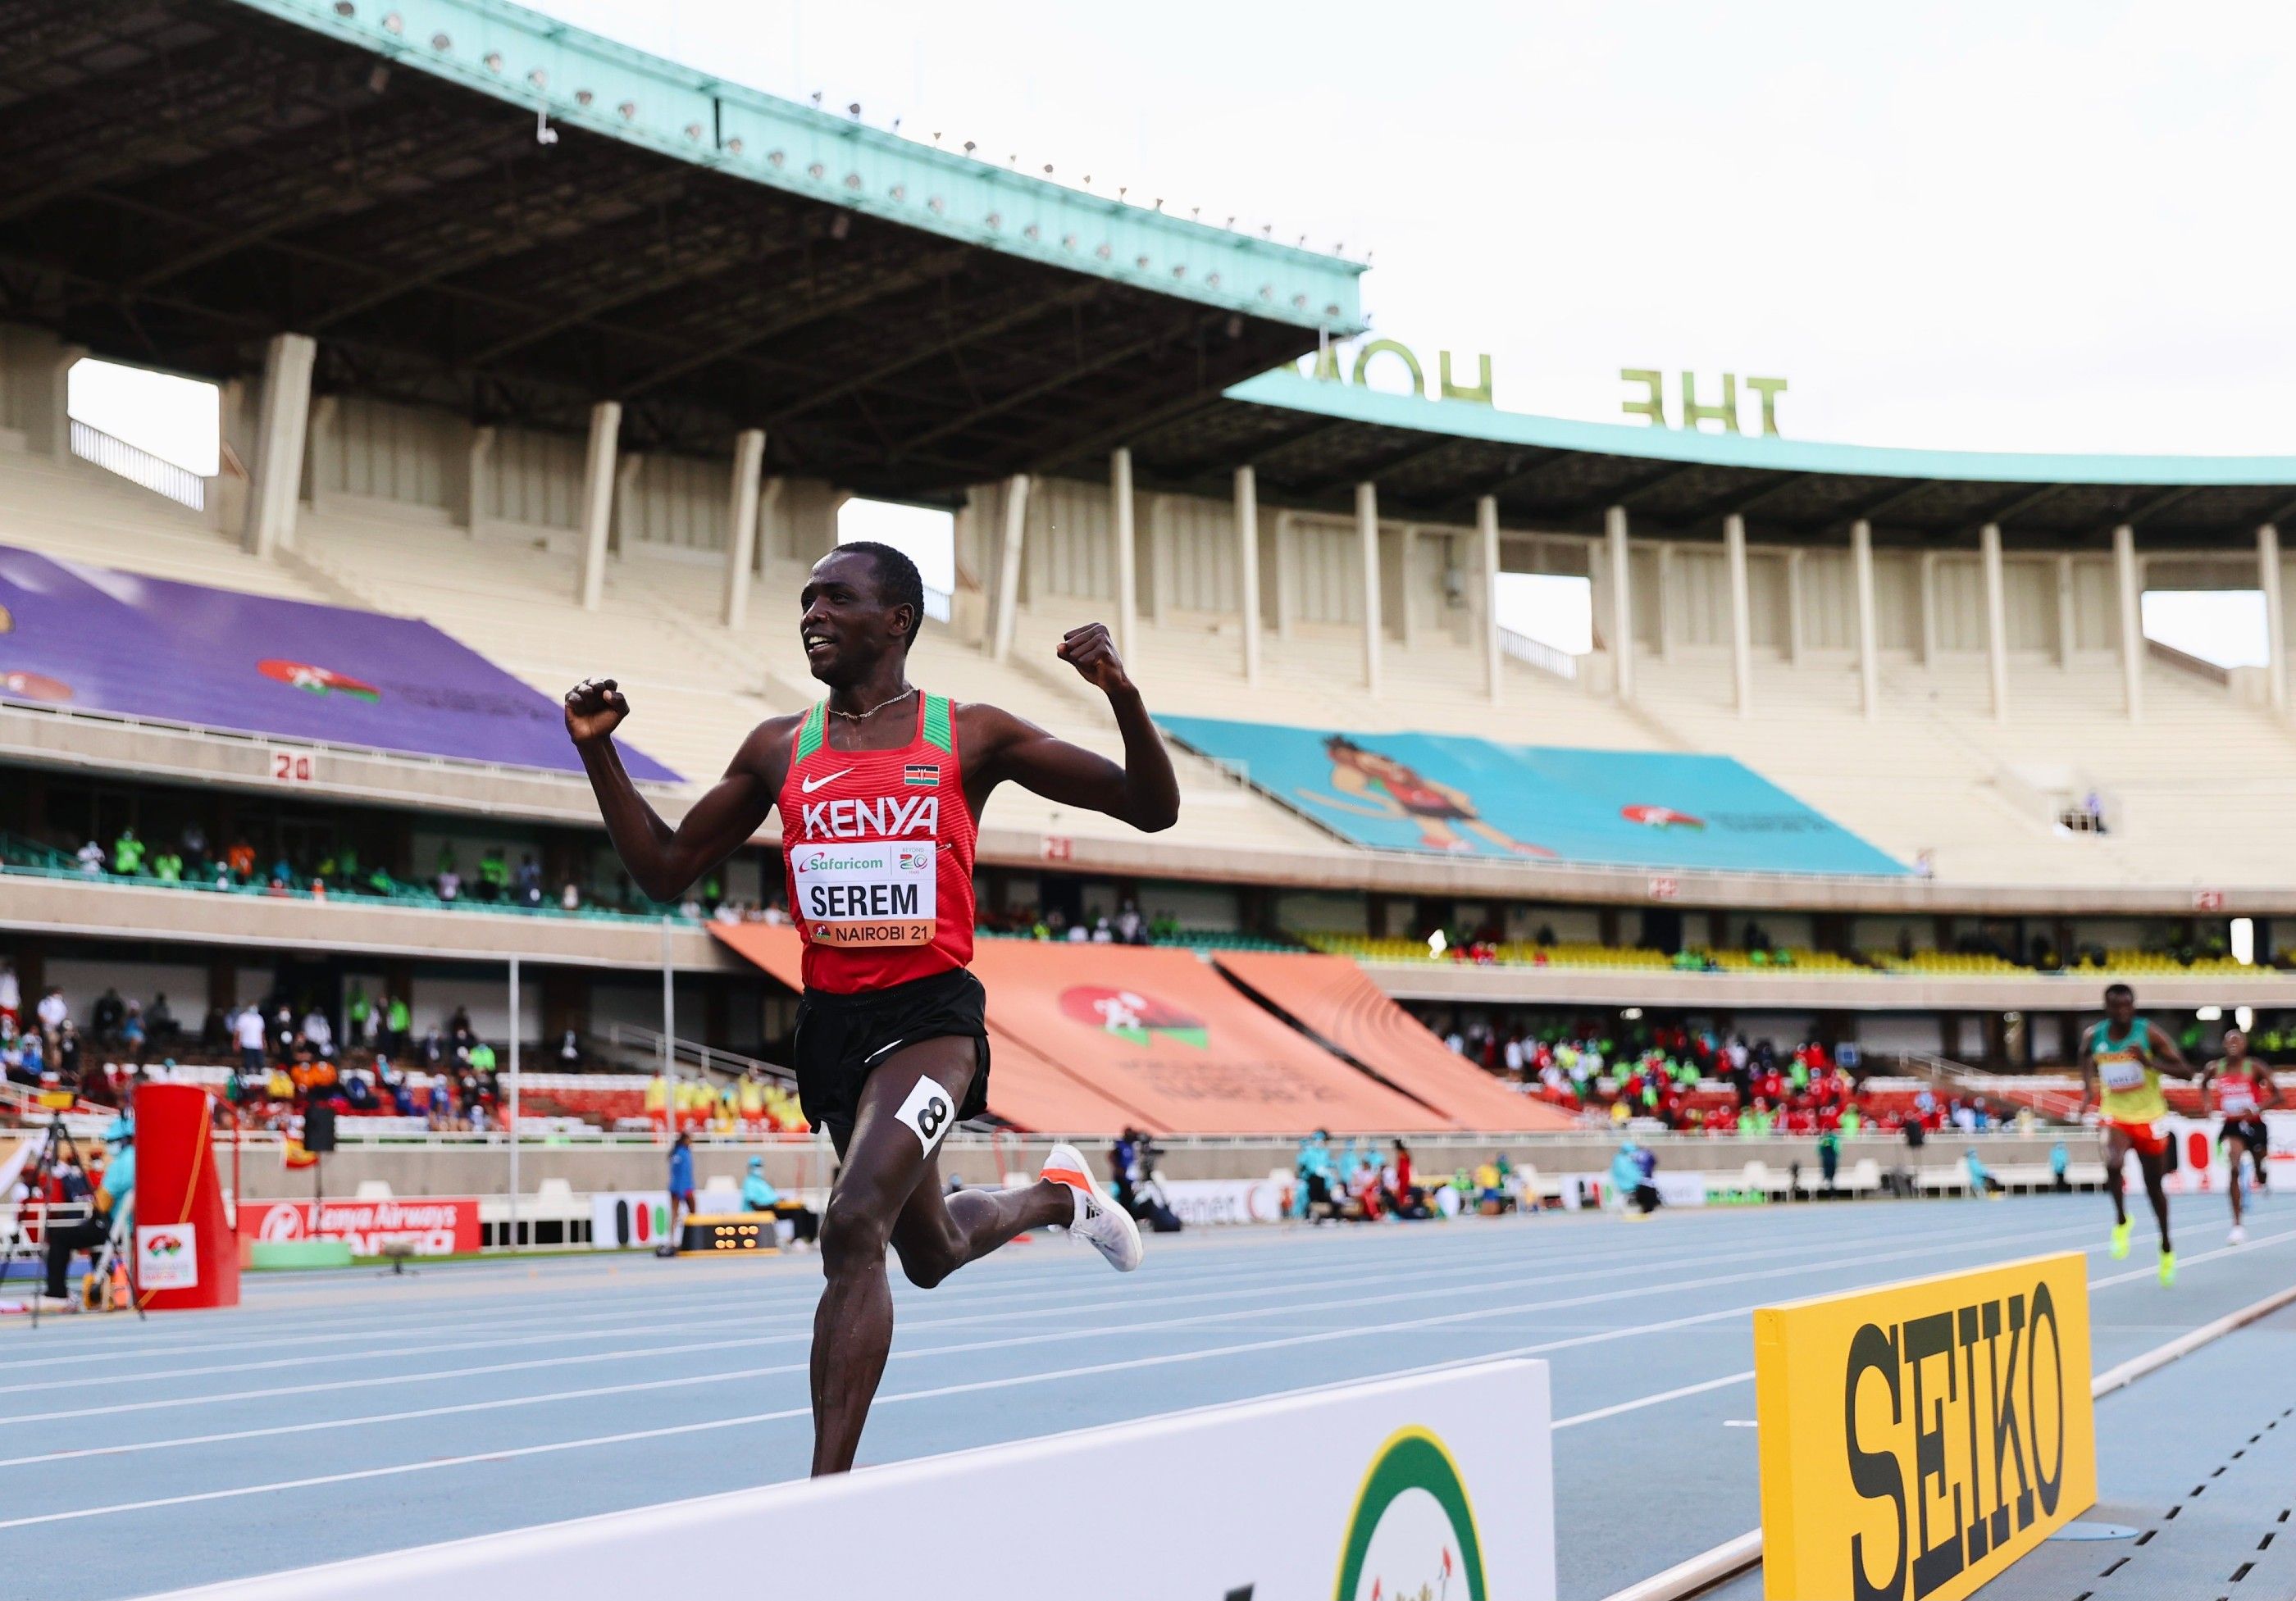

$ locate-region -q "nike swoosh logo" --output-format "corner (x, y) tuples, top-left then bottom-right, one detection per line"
(799, 767), (853, 794)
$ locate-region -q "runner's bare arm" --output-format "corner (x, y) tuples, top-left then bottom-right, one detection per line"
(959, 624), (1179, 831)
(2146, 1021), (2198, 1078)
(2075, 1036), (2097, 1117)
(565, 677), (794, 899)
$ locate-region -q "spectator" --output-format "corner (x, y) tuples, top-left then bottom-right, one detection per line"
(560, 880), (581, 912)
(667, 1132), (697, 1229)
(477, 847), (509, 903)
(1115, 902), (1145, 944)
(225, 836), (256, 880)
(1294, 1131), (1336, 1222)
(558, 1028), (581, 1067)
(91, 987), (124, 1047)
(0, 960), (16, 1027)
(1611, 1139), (1659, 1214)
(303, 1007), (335, 1059)
(2050, 1140), (2071, 1193)
(180, 821), (208, 874)
(1964, 1148), (2005, 1197)
(75, 839), (104, 876)
(1816, 1128), (1841, 1194)
(35, 985), (66, 1046)
(225, 1005), (258, 1086)
(53, 1023), (82, 1089)
(385, 994), (412, 1057)
(436, 864), (462, 902)
(514, 854), (544, 907)
(119, 1001), (147, 1065)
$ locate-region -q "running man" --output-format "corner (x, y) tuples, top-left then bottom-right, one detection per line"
(2076, 983), (2198, 1283)
(565, 541), (1170, 1475)
(2204, 1026), (2280, 1244)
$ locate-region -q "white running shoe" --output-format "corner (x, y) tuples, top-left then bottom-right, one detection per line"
(1041, 1143), (1142, 1272)
(2230, 1223), (2249, 1245)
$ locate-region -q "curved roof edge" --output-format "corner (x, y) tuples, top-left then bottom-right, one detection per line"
(1225, 369), (2296, 489)
(229, 0), (1364, 334)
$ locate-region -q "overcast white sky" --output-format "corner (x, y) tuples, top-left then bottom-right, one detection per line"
(71, 1), (2296, 659)
(531, 0), (2296, 455)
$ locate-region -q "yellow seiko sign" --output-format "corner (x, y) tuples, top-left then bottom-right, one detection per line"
(1754, 1252), (2095, 1601)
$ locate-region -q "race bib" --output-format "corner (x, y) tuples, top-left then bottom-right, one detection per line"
(791, 839), (936, 947)
(2098, 1058), (2146, 1092)
(2221, 1080), (2259, 1115)
(894, 1075), (956, 1156)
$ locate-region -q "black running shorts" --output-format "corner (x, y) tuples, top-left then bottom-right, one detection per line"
(790, 967), (991, 1146)
(2225, 1116), (2270, 1157)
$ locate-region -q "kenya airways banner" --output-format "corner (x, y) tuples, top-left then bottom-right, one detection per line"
(237, 1197), (481, 1256)
(0, 544), (677, 779)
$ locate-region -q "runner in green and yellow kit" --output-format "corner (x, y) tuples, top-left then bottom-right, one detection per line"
(2077, 983), (2198, 1284)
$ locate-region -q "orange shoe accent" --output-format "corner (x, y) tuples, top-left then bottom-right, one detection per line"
(1041, 1167), (1091, 1191)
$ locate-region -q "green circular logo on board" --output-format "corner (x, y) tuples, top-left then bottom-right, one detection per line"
(1333, 1426), (1487, 1601)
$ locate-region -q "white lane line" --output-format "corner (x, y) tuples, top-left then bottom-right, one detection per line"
(0, 1213), (2091, 1430)
(0, 1200), (2020, 1367)
(0, 1217), (2100, 1483)
(0, 1212), (2038, 1407)
(1555, 1371), (1755, 1429)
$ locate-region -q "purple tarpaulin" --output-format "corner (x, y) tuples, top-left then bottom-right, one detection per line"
(0, 544), (680, 780)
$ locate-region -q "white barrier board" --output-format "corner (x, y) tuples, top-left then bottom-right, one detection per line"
(155, 1362), (1555, 1601)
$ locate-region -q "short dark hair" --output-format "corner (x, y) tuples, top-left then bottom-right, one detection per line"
(2104, 983), (2134, 1003)
(837, 539), (925, 647)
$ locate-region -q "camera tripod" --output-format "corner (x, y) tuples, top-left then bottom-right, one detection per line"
(0, 1108), (144, 1327)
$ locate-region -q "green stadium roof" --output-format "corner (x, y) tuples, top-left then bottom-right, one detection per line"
(0, 0), (1362, 493)
(1114, 370), (2296, 548)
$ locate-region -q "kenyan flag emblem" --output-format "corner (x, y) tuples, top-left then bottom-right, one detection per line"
(1059, 986), (1208, 1048)
(259, 659), (380, 701)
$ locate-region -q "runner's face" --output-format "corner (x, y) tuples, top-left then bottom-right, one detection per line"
(2224, 1029), (2246, 1059)
(2105, 992), (2134, 1027)
(800, 552), (904, 685)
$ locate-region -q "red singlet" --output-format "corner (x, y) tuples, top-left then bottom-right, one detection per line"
(2217, 1068), (2266, 1118)
(777, 694), (977, 994)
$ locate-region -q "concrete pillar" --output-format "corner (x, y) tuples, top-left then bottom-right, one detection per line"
(1852, 520), (1879, 719)
(43, 339), (85, 462)
(1357, 481), (1383, 694)
(2055, 554), (2076, 666)
(1784, 548), (1806, 667)
(241, 332), (317, 559)
(991, 473), (1031, 661)
(2262, 524), (2288, 720)
(1724, 512), (1752, 714)
(300, 393), (336, 528)
(464, 425), (495, 536)
(1396, 525), (1419, 649)
(1235, 466), (1262, 685)
(1606, 504), (1633, 702)
(1656, 543), (1676, 662)
(722, 428), (766, 630)
(1980, 521), (2009, 721)
(1110, 447), (1139, 662)
(1918, 553), (1938, 664)
(610, 450), (642, 556)
(2113, 522), (2142, 720)
(756, 477), (784, 572)
(1273, 510), (1296, 639)
(576, 400), (621, 612)
(1478, 494), (1501, 703)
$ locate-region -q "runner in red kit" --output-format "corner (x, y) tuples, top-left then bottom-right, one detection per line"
(2204, 1026), (2281, 1244)
(566, 541), (1176, 1475)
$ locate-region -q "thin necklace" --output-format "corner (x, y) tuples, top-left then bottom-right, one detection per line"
(827, 685), (916, 721)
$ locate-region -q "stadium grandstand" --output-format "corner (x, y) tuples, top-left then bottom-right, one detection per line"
(3, 4), (2296, 1600)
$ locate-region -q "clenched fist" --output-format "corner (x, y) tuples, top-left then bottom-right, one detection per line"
(1055, 623), (1135, 696)
(563, 676), (631, 745)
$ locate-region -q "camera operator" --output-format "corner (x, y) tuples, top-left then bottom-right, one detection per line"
(42, 1115), (132, 1310)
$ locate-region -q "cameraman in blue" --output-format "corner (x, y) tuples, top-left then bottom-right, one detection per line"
(43, 1115), (133, 1308)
